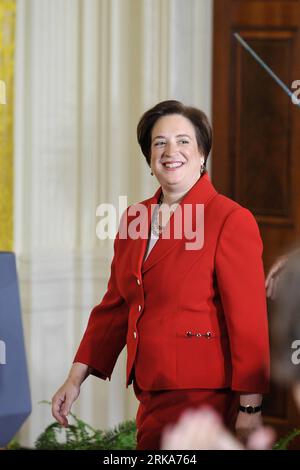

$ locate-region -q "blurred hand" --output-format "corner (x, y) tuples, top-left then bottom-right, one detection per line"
(161, 407), (275, 450)
(51, 378), (80, 427)
(161, 407), (243, 450)
(246, 426), (276, 450)
(265, 255), (288, 299)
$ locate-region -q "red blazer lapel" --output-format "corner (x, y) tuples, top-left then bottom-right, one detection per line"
(129, 186), (162, 278)
(142, 173), (218, 274)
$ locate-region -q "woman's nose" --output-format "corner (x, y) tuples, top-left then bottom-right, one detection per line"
(165, 141), (178, 155)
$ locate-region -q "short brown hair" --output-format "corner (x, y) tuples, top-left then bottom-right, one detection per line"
(137, 100), (212, 167)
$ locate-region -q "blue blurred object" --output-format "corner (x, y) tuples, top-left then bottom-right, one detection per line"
(0, 252), (31, 447)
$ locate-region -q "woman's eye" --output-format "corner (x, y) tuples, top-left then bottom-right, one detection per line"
(154, 141), (165, 146)
(179, 139), (189, 144)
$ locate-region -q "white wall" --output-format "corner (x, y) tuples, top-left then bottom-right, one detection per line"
(14, 0), (213, 447)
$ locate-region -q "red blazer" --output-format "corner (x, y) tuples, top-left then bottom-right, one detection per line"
(74, 174), (270, 393)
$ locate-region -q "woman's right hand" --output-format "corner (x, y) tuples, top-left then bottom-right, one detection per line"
(51, 378), (81, 427)
(51, 362), (89, 426)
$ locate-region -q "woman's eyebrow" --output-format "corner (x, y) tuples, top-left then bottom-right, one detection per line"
(152, 133), (192, 141)
(176, 134), (192, 139)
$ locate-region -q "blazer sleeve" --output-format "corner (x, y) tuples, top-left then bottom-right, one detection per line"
(73, 234), (129, 380)
(215, 207), (270, 393)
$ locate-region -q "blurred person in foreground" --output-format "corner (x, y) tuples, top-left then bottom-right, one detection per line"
(265, 247), (300, 300)
(162, 251), (300, 450)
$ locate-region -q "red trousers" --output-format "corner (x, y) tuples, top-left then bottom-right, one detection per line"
(133, 379), (239, 450)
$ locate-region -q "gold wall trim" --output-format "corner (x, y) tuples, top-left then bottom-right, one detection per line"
(0, 0), (15, 251)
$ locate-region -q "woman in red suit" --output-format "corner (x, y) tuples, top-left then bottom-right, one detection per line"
(52, 100), (270, 449)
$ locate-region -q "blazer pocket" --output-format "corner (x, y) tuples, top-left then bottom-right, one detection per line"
(176, 311), (217, 339)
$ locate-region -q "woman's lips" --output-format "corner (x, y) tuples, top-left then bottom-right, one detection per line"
(161, 161), (185, 171)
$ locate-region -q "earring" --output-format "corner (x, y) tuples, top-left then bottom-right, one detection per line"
(200, 159), (205, 174)
(150, 170), (154, 176)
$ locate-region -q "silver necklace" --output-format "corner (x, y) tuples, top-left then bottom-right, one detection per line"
(151, 193), (164, 237)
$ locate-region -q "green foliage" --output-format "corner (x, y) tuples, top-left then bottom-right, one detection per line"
(6, 439), (22, 450)
(8, 401), (300, 450)
(34, 413), (137, 450)
(273, 428), (300, 450)
(34, 416), (300, 450)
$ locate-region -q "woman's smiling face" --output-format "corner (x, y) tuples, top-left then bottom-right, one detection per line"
(150, 114), (204, 191)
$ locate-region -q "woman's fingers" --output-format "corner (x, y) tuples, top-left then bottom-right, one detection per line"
(60, 397), (74, 426)
(266, 276), (274, 298)
(51, 391), (72, 427)
(266, 256), (288, 299)
(52, 394), (67, 425)
(271, 274), (280, 300)
(52, 381), (80, 427)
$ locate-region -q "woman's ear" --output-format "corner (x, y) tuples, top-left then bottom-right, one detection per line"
(200, 157), (205, 174)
